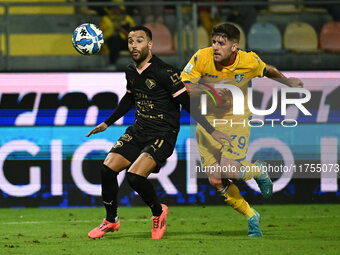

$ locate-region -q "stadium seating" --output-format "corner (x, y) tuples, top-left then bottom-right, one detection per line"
(163, 14), (177, 34)
(174, 25), (209, 53)
(6, 34), (76, 56)
(256, 11), (333, 35)
(0, 6), (105, 70)
(267, 0), (301, 13)
(283, 22), (319, 52)
(0, 1), (339, 71)
(0, 13), (84, 56)
(247, 22), (283, 53)
(0, 0), (74, 15)
(319, 22), (340, 53)
(196, 25), (210, 49)
(7, 14), (86, 33)
(144, 23), (176, 55)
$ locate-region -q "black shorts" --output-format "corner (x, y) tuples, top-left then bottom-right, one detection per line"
(109, 125), (177, 173)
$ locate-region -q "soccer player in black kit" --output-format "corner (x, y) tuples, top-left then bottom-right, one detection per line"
(87, 26), (231, 240)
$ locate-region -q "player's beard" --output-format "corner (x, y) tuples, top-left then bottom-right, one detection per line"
(214, 50), (235, 66)
(213, 44), (235, 66)
(131, 46), (149, 64)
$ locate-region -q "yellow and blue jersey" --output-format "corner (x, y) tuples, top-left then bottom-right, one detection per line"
(181, 47), (267, 167)
(181, 47), (267, 119)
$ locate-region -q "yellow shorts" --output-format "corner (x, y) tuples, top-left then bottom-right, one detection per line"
(196, 115), (251, 167)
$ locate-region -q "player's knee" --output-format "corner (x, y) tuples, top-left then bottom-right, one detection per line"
(103, 153), (131, 171)
(104, 157), (119, 169)
(209, 178), (224, 189)
(101, 164), (118, 176)
(220, 159), (240, 179)
(100, 164), (118, 198)
(126, 172), (143, 187)
(224, 171), (239, 180)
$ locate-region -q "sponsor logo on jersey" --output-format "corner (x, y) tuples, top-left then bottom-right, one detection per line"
(121, 134), (132, 142)
(145, 79), (156, 89)
(113, 140), (123, 148)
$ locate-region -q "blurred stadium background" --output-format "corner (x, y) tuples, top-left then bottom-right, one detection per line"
(1, 0), (340, 212)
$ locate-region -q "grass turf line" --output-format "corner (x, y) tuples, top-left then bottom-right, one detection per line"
(0, 204), (340, 255)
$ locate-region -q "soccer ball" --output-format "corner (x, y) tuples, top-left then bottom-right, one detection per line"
(72, 23), (104, 55)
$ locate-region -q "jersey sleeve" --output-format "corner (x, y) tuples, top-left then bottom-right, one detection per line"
(180, 50), (203, 84)
(250, 51), (267, 77)
(125, 73), (132, 93)
(158, 67), (187, 98)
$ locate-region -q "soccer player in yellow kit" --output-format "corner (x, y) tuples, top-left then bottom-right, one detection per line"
(181, 23), (303, 237)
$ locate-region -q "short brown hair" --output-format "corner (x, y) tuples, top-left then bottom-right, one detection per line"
(212, 23), (240, 43)
(129, 25), (152, 41)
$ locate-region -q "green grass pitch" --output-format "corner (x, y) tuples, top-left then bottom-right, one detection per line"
(1, 204), (339, 255)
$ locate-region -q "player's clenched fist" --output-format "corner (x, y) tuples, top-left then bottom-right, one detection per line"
(86, 122), (108, 137)
(287, 77), (303, 88)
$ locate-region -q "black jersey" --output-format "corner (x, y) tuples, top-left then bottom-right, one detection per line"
(125, 56), (186, 138)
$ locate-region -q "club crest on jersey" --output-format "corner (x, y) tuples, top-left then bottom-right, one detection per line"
(201, 156), (205, 164)
(145, 79), (156, 89)
(235, 74), (244, 83)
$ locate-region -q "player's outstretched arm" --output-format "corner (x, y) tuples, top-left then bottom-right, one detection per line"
(175, 91), (232, 146)
(86, 91), (134, 137)
(265, 64), (303, 88)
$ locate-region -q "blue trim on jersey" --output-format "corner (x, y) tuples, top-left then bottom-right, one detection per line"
(238, 48), (251, 53)
(235, 156), (246, 162)
(183, 80), (192, 83)
(262, 67), (267, 77)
